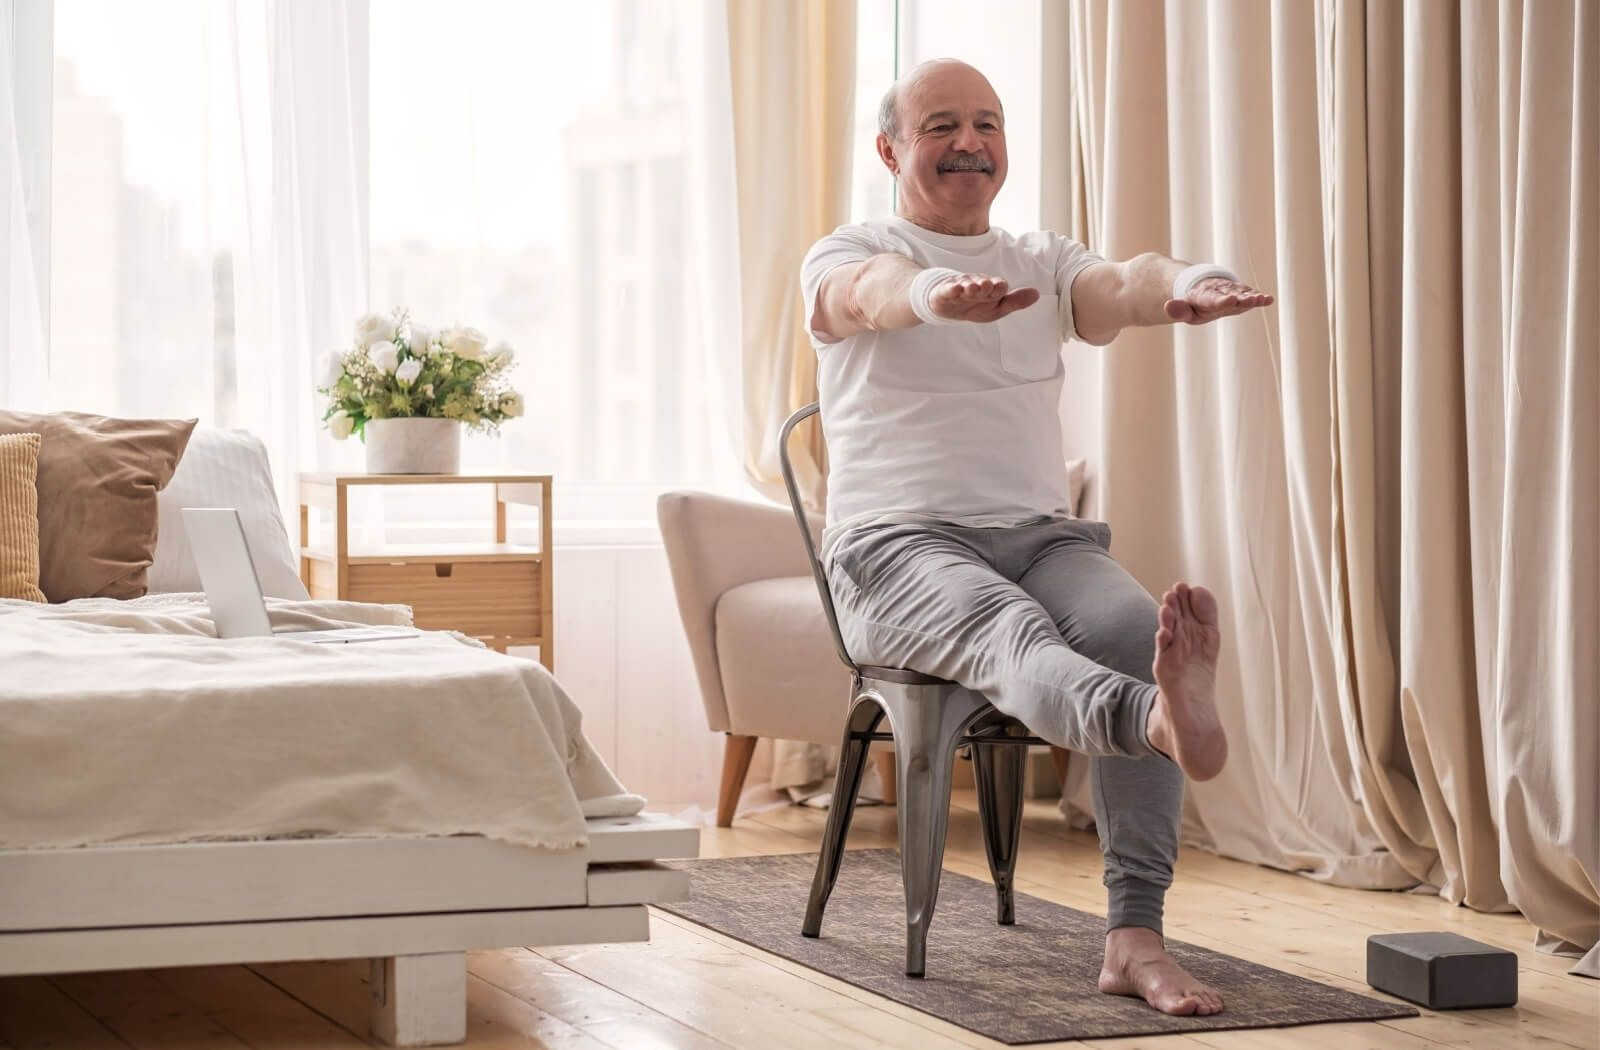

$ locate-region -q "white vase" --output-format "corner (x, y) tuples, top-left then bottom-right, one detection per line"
(363, 418), (462, 474)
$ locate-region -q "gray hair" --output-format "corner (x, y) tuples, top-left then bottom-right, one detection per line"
(878, 82), (899, 140)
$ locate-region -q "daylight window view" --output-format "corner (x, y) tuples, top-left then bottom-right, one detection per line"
(368, 1), (739, 518)
(47, 0), (748, 527)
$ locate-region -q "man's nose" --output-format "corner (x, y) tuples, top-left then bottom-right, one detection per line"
(951, 121), (982, 152)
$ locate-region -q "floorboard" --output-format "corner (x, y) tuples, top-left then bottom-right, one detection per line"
(0, 792), (1591, 1049)
(0, 976), (132, 1050)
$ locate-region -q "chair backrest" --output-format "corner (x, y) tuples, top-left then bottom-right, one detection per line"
(778, 402), (858, 674)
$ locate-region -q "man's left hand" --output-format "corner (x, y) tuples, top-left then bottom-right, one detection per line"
(1164, 277), (1273, 325)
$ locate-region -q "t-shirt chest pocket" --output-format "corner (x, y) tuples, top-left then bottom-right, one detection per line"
(986, 292), (1062, 382)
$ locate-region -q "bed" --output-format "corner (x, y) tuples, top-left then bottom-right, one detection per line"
(0, 430), (698, 1046)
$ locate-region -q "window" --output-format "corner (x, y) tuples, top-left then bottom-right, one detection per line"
(368, 0), (742, 528)
(48, 0), (229, 420)
(35, 0), (742, 534)
(851, 0), (897, 222)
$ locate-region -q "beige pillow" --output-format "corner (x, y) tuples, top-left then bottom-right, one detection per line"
(0, 433), (47, 603)
(0, 411), (196, 601)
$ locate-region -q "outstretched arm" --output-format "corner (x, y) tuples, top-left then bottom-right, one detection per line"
(810, 253), (1041, 344)
(1069, 252), (1273, 346)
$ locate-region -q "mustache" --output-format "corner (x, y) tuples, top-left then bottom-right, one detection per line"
(937, 154), (995, 174)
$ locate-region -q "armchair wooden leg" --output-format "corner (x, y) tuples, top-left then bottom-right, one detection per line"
(1049, 746), (1070, 790)
(874, 750), (897, 805)
(717, 734), (759, 827)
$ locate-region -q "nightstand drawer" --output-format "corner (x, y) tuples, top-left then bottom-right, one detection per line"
(346, 560), (541, 639)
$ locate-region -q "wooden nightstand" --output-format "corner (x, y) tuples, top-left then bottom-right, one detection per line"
(297, 473), (553, 669)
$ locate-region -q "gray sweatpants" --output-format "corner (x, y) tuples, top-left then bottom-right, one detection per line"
(826, 516), (1183, 935)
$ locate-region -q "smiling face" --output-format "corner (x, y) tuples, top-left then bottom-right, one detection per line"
(877, 60), (1008, 235)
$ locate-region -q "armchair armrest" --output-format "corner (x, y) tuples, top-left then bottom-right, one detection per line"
(657, 490), (823, 732)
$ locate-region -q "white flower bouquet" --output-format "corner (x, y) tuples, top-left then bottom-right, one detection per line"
(318, 309), (525, 441)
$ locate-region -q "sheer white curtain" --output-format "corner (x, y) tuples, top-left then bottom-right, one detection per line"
(1, 0), (50, 408)
(31, 0), (367, 517)
(28, 0), (739, 526)
(226, 0), (369, 514)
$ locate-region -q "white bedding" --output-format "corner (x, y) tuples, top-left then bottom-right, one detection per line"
(0, 594), (643, 851)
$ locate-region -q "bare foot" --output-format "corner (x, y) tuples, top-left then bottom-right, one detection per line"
(1146, 582), (1229, 781)
(1099, 926), (1225, 1016)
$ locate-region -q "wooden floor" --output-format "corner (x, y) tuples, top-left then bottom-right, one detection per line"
(2, 791), (1594, 1049)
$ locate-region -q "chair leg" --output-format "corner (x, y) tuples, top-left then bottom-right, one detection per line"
(802, 698), (883, 938)
(716, 734), (758, 828)
(973, 735), (1028, 925)
(885, 684), (988, 977)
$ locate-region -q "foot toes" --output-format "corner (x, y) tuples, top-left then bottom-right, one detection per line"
(1190, 585), (1219, 624)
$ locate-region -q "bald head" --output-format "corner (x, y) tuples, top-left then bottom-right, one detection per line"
(877, 59), (1003, 141)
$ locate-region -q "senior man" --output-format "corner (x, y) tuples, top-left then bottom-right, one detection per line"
(801, 59), (1272, 1017)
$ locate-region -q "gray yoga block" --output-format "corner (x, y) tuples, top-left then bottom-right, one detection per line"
(1366, 932), (1518, 1009)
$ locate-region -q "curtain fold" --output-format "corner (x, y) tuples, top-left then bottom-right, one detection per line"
(12, 0), (366, 519)
(724, 0), (855, 795)
(1046, 0), (1597, 967)
(1, 0), (50, 408)
(725, 0), (855, 512)
(226, 0), (370, 517)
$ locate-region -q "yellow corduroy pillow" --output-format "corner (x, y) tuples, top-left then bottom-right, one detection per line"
(0, 432), (47, 602)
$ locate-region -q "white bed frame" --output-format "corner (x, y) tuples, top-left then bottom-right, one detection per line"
(0, 813), (699, 1045)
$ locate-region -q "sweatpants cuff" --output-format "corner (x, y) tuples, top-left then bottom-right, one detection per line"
(1105, 875), (1166, 936)
(1115, 683), (1161, 758)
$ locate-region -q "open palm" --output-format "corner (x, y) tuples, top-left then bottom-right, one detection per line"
(1164, 276), (1273, 324)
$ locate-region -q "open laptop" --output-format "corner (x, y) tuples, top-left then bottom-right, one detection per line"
(183, 507), (421, 643)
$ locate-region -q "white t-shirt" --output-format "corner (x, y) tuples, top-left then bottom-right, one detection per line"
(800, 215), (1104, 554)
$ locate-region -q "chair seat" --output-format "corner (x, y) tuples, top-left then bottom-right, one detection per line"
(858, 665), (950, 686)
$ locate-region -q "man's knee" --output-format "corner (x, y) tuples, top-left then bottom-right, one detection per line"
(1087, 597), (1158, 683)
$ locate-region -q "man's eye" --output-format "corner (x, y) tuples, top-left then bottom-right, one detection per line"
(979, 122), (998, 131)
(929, 124), (954, 133)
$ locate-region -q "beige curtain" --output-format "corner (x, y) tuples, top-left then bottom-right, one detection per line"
(726, 0), (855, 513)
(1046, 0), (1597, 970)
(725, 0), (856, 795)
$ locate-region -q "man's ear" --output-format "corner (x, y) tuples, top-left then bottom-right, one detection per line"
(875, 133), (898, 176)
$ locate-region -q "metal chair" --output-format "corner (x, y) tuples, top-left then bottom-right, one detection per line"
(779, 401), (1049, 977)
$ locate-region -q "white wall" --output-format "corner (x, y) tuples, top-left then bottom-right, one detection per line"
(518, 543), (728, 808)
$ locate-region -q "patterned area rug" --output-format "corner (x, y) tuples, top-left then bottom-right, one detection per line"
(660, 850), (1418, 1044)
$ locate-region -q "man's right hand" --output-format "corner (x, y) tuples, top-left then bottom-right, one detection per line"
(928, 272), (1040, 323)
(812, 255), (1043, 343)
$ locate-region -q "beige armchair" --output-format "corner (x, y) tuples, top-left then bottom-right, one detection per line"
(658, 491), (895, 826)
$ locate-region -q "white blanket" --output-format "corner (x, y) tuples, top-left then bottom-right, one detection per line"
(0, 594), (643, 851)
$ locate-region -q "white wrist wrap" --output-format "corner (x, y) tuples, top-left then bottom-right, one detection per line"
(1172, 263), (1239, 300)
(909, 266), (964, 325)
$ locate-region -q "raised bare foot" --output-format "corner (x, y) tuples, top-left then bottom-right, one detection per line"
(1099, 926), (1225, 1016)
(1146, 582), (1228, 781)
